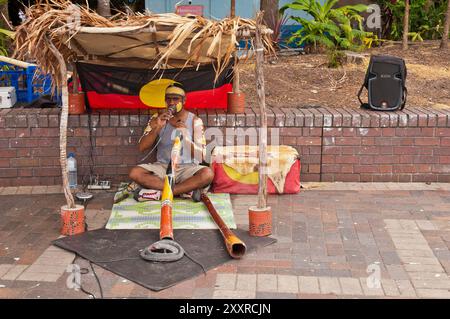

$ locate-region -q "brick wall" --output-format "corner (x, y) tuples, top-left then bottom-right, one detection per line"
(1, 106), (450, 186)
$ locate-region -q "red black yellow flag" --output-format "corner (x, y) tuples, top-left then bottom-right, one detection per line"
(76, 61), (234, 110)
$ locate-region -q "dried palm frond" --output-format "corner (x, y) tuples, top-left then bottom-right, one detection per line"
(13, 0), (275, 88)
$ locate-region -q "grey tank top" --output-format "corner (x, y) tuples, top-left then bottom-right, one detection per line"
(156, 112), (195, 164)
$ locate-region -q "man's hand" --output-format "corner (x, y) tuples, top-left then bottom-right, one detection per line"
(152, 111), (172, 130)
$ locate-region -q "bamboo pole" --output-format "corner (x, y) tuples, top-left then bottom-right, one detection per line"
(0, 56), (36, 69)
(255, 13), (268, 209)
(46, 36), (75, 209)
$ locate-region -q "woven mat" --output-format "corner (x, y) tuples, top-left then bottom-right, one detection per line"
(106, 192), (236, 230)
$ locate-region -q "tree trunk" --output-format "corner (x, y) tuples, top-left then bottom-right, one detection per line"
(255, 13), (268, 210)
(402, 0), (410, 50)
(441, 0), (450, 49)
(46, 36), (75, 209)
(230, 0), (235, 18)
(260, 0), (279, 32)
(0, 1), (9, 29)
(97, 0), (112, 18)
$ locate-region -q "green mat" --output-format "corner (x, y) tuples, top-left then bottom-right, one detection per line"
(106, 192), (236, 230)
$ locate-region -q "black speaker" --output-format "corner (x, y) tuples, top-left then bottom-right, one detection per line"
(358, 55), (407, 111)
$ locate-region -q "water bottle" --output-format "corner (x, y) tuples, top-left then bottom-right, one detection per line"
(67, 153), (77, 189)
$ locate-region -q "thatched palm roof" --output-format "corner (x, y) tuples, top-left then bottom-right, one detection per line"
(13, 0), (275, 87)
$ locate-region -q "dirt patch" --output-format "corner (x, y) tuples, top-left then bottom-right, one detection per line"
(240, 41), (450, 109)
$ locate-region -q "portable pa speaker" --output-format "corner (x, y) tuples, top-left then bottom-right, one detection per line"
(358, 55), (407, 111)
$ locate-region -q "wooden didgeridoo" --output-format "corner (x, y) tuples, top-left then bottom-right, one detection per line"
(159, 135), (182, 240)
(200, 193), (246, 259)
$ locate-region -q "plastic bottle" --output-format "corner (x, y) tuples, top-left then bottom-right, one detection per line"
(67, 153), (77, 189)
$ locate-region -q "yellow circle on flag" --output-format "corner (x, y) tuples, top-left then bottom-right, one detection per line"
(139, 79), (179, 108)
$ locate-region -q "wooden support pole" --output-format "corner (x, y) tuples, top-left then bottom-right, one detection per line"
(255, 13), (268, 210)
(72, 64), (79, 94)
(46, 36), (75, 209)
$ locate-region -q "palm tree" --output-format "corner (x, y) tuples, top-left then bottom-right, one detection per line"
(97, 0), (111, 18)
(440, 0), (450, 49)
(402, 0), (410, 50)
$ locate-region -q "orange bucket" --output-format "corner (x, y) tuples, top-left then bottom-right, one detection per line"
(248, 206), (272, 237)
(68, 92), (86, 115)
(227, 92), (246, 114)
(60, 204), (85, 236)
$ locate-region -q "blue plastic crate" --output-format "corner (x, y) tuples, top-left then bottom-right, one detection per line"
(0, 62), (59, 105)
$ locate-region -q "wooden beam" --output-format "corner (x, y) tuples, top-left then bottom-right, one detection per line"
(255, 13), (268, 210)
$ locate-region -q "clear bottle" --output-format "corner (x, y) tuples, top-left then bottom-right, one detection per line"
(67, 153), (77, 189)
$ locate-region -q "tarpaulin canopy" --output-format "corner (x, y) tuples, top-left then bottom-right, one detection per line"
(13, 1), (274, 88)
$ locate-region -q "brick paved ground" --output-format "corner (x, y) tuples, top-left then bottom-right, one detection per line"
(1, 183), (450, 299)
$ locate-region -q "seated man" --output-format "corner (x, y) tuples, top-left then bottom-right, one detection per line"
(127, 83), (214, 201)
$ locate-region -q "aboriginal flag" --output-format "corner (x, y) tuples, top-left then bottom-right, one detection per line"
(76, 61), (234, 110)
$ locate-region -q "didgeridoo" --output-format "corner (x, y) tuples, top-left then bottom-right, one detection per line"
(200, 193), (246, 259)
(159, 135), (182, 240)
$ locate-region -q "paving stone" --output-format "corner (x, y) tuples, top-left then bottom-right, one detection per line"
(16, 272), (61, 282)
(410, 279), (450, 290)
(256, 274), (277, 292)
(385, 265), (410, 280)
(408, 272), (448, 280)
(416, 289), (450, 299)
(256, 292), (297, 299)
(381, 279), (400, 297)
(318, 277), (341, 295)
(46, 185), (63, 194)
(401, 257), (441, 265)
(31, 186), (48, 195)
(212, 289), (256, 299)
(1, 265), (29, 281)
(214, 273), (236, 290)
(416, 220), (438, 231)
(395, 280), (417, 297)
(16, 186), (34, 195)
(1, 187), (18, 195)
(22, 264), (66, 275)
(277, 275), (298, 293)
(236, 274), (257, 291)
(298, 276), (320, 294)
(396, 249), (435, 258)
(360, 278), (384, 296)
(192, 288), (214, 299)
(404, 264), (445, 273)
(0, 264), (14, 277)
(339, 277), (363, 295)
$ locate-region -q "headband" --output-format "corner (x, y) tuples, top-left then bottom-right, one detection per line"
(165, 86), (185, 97)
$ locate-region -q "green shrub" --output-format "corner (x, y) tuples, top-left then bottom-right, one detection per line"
(280, 0), (374, 52)
(378, 0), (448, 41)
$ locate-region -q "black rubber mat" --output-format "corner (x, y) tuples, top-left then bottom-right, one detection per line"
(52, 229), (276, 291)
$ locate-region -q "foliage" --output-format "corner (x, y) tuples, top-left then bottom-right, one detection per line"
(326, 48), (345, 68)
(0, 0), (14, 56)
(280, 0), (373, 52)
(267, 11), (290, 48)
(377, 0), (449, 41)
